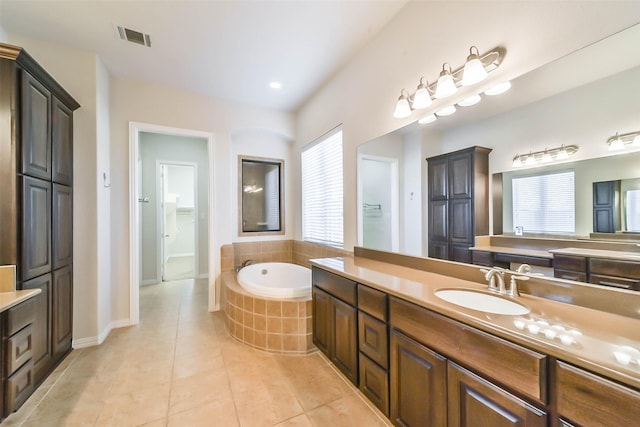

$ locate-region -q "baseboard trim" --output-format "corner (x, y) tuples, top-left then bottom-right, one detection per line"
(72, 318), (133, 349)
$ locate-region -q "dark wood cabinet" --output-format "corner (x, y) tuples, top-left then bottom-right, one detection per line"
(0, 43), (79, 408)
(554, 253), (640, 290)
(448, 362), (546, 427)
(593, 180), (620, 233)
(427, 146), (491, 262)
(21, 71), (52, 181)
(556, 361), (640, 427)
(390, 330), (447, 427)
(21, 177), (52, 281)
(312, 268), (358, 385)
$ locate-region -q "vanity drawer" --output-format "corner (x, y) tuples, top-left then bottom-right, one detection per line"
(556, 361), (640, 427)
(554, 269), (587, 282)
(7, 325), (33, 374)
(358, 284), (387, 321)
(6, 298), (35, 336)
(553, 255), (586, 273)
(359, 311), (388, 368)
(588, 274), (640, 291)
(471, 250), (493, 267)
(5, 360), (34, 413)
(359, 353), (389, 416)
(589, 258), (640, 280)
(312, 267), (357, 306)
(389, 297), (547, 404)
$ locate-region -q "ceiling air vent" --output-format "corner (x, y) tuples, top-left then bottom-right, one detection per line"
(114, 24), (152, 47)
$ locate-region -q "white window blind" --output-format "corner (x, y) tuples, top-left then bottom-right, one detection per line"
(301, 128), (343, 247)
(626, 189), (640, 232)
(512, 170), (575, 233)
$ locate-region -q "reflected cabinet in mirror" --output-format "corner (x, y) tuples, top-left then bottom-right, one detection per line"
(238, 156), (284, 236)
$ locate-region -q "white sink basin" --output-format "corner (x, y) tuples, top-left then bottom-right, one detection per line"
(435, 288), (530, 316)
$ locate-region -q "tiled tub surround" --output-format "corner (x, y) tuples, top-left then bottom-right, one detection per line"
(223, 273), (314, 354)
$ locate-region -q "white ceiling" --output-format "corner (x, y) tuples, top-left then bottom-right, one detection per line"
(0, 0), (407, 112)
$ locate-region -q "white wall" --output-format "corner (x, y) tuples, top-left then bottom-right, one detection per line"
(0, 24), (7, 42)
(294, 1), (640, 251)
(109, 77), (294, 323)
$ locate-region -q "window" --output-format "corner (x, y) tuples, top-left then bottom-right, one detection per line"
(301, 127), (343, 246)
(626, 189), (640, 232)
(512, 170), (575, 233)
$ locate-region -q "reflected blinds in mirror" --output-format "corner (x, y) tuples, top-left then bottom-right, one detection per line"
(626, 190), (640, 232)
(512, 170), (575, 233)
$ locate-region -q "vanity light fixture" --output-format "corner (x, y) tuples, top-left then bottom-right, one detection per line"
(457, 94), (482, 107)
(393, 90), (412, 119)
(512, 144), (578, 168)
(484, 81), (512, 96)
(393, 45), (505, 118)
(435, 105), (457, 117)
(607, 131), (640, 151)
(418, 114), (437, 124)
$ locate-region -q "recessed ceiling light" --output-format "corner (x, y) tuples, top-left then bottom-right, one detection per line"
(269, 81), (282, 90)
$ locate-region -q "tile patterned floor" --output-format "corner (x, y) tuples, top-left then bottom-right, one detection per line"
(3, 279), (391, 426)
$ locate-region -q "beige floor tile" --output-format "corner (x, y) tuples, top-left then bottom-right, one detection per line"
(167, 397), (238, 427)
(94, 382), (171, 427)
(172, 352), (225, 380)
(168, 367), (231, 415)
(273, 413), (314, 427)
(306, 393), (392, 427)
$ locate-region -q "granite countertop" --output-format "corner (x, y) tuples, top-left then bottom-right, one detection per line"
(0, 289), (41, 313)
(468, 245), (554, 259)
(550, 247), (640, 262)
(310, 256), (640, 390)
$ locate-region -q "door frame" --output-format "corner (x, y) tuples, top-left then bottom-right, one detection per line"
(357, 153), (400, 252)
(157, 160), (199, 281)
(129, 122), (216, 325)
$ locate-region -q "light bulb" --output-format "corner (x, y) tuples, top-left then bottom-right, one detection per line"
(434, 63), (457, 99)
(461, 46), (488, 86)
(608, 135), (625, 151)
(485, 81), (511, 96)
(632, 134), (640, 147)
(512, 157), (522, 167)
(411, 78), (432, 110)
(557, 147), (569, 159)
(525, 155), (536, 166)
(457, 94), (482, 107)
(541, 151), (552, 163)
(393, 91), (412, 119)
(435, 105), (456, 117)
(418, 114), (437, 124)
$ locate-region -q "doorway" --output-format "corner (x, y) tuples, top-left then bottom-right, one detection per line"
(357, 154), (399, 252)
(159, 162), (198, 281)
(129, 122), (216, 326)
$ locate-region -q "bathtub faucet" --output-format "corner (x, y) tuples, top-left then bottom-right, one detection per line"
(235, 259), (255, 272)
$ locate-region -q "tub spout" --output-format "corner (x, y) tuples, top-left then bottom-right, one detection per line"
(236, 259), (255, 272)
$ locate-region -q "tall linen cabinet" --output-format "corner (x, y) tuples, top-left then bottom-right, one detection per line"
(427, 146), (491, 263)
(0, 43), (80, 390)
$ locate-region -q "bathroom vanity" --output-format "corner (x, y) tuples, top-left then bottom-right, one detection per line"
(311, 251), (640, 427)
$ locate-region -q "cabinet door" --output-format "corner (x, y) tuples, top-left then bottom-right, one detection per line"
(428, 158), (448, 200)
(332, 297), (358, 385)
(449, 152), (472, 199)
(428, 200), (448, 242)
(21, 71), (51, 180)
(428, 241), (449, 261)
(592, 180), (619, 233)
(449, 198), (473, 245)
(22, 273), (53, 385)
(359, 311), (388, 368)
(53, 184), (73, 269)
(448, 362), (546, 427)
(22, 176), (52, 281)
(53, 266), (73, 358)
(450, 244), (472, 264)
(312, 286), (332, 357)
(360, 353), (389, 417)
(390, 331), (447, 427)
(52, 97), (73, 185)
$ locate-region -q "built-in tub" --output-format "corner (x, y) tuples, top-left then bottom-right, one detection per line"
(223, 262), (314, 354)
(236, 262), (311, 298)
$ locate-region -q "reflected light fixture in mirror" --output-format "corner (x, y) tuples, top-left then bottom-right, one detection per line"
(393, 45), (505, 118)
(436, 105), (457, 117)
(512, 144), (578, 168)
(607, 130), (640, 151)
(418, 113), (437, 124)
(458, 94), (482, 107)
(485, 81), (512, 95)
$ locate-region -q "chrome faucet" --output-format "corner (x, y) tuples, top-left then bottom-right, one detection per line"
(481, 268), (506, 293)
(235, 259), (255, 272)
(516, 263), (532, 274)
(507, 275), (529, 297)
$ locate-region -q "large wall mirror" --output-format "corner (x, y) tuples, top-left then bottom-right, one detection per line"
(238, 156), (284, 235)
(357, 23), (640, 262)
